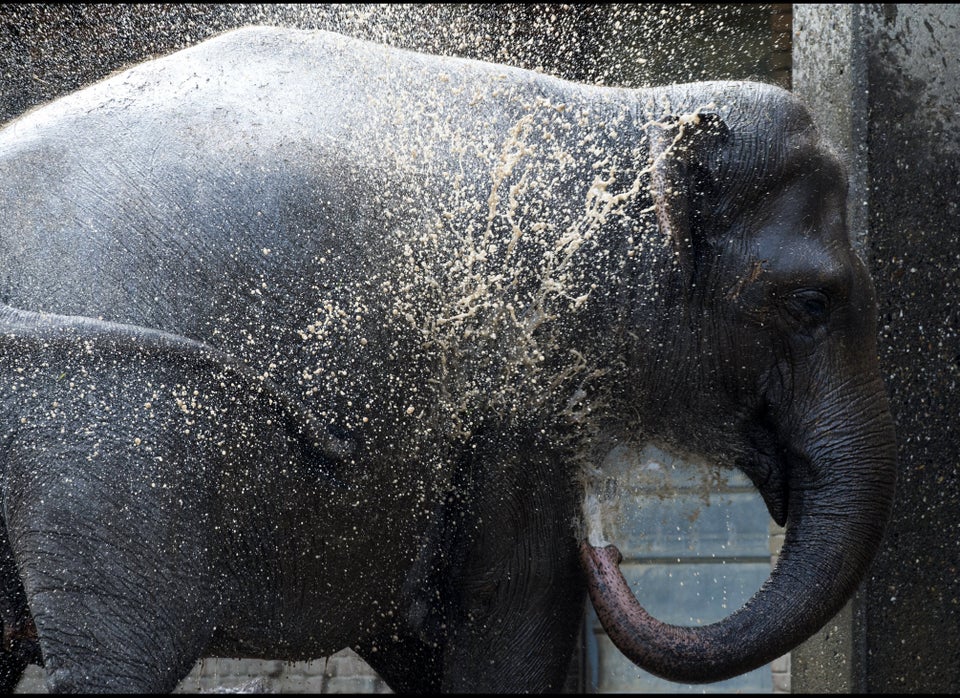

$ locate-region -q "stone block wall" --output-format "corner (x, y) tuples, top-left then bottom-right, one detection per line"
(17, 649), (391, 694)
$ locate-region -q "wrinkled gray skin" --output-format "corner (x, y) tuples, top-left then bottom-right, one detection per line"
(0, 27), (896, 693)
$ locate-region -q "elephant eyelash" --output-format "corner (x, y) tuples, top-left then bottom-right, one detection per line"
(787, 288), (831, 322)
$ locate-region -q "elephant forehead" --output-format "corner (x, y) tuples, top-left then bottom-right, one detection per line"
(706, 123), (845, 237)
(722, 174), (852, 288)
(754, 234), (851, 290)
(754, 171), (844, 236)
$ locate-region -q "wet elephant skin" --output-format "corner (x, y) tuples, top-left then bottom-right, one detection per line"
(0, 27), (895, 692)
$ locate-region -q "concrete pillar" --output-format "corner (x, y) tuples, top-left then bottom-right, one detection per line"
(792, 4), (960, 692)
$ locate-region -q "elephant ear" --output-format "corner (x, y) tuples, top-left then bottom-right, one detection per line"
(646, 111), (729, 291)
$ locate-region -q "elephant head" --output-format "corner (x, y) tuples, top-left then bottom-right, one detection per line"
(581, 83), (897, 683)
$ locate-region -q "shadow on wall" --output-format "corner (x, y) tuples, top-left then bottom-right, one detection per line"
(861, 5), (960, 691)
(792, 4), (959, 692)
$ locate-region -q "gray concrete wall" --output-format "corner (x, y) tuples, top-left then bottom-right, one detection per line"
(792, 4), (960, 692)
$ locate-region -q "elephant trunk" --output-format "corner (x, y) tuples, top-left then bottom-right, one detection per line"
(581, 384), (897, 684)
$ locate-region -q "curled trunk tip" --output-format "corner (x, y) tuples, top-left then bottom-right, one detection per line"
(579, 540), (757, 683)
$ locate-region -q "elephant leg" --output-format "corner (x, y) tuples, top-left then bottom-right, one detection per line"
(5, 454), (221, 693)
(354, 490), (461, 693)
(440, 446), (586, 692)
(0, 652), (27, 694)
(0, 517), (39, 692)
(2, 411), (226, 691)
(355, 627), (442, 694)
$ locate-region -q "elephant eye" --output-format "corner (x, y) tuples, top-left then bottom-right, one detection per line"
(789, 288), (830, 322)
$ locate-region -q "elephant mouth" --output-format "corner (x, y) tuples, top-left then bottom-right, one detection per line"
(738, 420), (790, 526)
(740, 455), (789, 526)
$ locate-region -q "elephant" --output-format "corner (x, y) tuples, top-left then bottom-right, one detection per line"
(0, 26), (897, 693)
